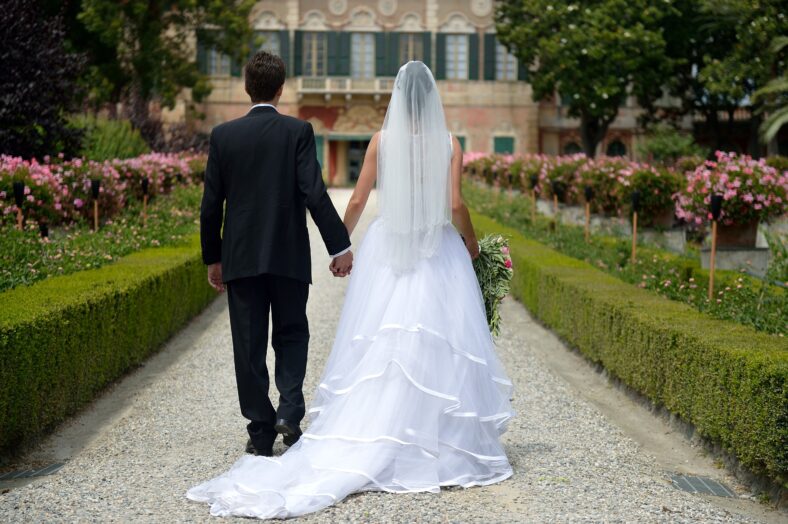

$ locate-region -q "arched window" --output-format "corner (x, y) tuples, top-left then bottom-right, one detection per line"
(606, 140), (627, 157)
(563, 141), (582, 155)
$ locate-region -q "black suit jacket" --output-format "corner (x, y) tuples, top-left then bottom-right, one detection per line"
(200, 106), (351, 284)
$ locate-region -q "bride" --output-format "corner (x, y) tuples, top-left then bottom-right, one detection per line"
(187, 61), (515, 519)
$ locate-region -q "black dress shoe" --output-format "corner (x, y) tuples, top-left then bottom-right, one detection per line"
(274, 419), (302, 446)
(245, 438), (273, 457)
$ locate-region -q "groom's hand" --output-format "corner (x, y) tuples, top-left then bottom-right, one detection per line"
(330, 251), (353, 277)
(207, 263), (225, 292)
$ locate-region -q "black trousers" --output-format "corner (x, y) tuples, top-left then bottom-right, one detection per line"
(226, 273), (309, 449)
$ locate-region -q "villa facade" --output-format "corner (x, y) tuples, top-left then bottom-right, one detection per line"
(191, 0), (644, 185)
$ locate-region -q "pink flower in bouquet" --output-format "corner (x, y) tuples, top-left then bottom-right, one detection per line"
(505, 258), (512, 269)
(501, 246), (509, 255)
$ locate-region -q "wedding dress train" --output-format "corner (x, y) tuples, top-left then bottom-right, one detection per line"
(186, 219), (514, 518)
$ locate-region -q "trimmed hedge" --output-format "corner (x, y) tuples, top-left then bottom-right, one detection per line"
(0, 235), (216, 454)
(471, 212), (788, 487)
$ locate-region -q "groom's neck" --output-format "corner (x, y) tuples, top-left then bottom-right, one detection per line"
(252, 98), (278, 106)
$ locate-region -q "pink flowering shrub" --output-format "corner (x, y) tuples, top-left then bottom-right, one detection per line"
(0, 152), (207, 228)
(509, 154), (547, 193)
(539, 153), (588, 203)
(625, 164), (684, 227)
(675, 151), (788, 227)
(575, 156), (632, 215)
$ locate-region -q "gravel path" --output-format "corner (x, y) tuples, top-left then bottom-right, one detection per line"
(0, 189), (769, 523)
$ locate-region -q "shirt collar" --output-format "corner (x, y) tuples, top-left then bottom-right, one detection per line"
(251, 103), (278, 112)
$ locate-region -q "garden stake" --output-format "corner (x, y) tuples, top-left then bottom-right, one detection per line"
(631, 190), (641, 264)
(551, 180), (564, 225)
(584, 186), (594, 243)
(13, 181), (24, 230)
(529, 174), (538, 223)
(142, 178), (150, 227)
(91, 179), (101, 231)
(39, 222), (49, 242)
(708, 194), (723, 301)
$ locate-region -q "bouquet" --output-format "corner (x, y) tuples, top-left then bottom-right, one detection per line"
(473, 235), (513, 337)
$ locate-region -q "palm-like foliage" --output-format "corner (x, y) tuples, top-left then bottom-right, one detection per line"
(753, 36), (788, 144)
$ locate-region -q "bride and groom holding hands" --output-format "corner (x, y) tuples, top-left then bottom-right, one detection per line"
(191, 50), (514, 519)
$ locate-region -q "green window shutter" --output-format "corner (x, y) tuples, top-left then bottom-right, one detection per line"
(196, 39), (207, 75)
(517, 59), (528, 81)
(231, 55), (242, 77)
(327, 32), (339, 76)
(339, 32), (351, 76)
(422, 32), (432, 69)
(294, 30), (303, 76)
(315, 135), (325, 168)
(494, 136), (515, 154)
(279, 30), (290, 74)
(248, 33), (259, 61)
(435, 33), (446, 80)
(469, 33), (479, 80)
(375, 32), (387, 76)
(388, 32), (401, 75)
(457, 135), (466, 151)
(484, 34), (496, 81)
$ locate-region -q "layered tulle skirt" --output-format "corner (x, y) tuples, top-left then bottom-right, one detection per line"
(187, 219), (515, 519)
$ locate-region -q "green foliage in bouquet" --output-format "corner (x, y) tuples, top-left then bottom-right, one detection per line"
(473, 235), (513, 336)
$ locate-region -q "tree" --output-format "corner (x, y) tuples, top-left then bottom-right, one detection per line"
(0, 0), (85, 158)
(659, 0), (786, 153)
(70, 0), (255, 144)
(753, 36), (788, 146)
(636, 124), (706, 165)
(495, 0), (673, 157)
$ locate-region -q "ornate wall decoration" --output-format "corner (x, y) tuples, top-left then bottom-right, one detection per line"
(333, 106), (384, 133)
(302, 10), (328, 31)
(492, 120), (514, 134)
(439, 13), (476, 33)
(347, 7), (380, 31)
(328, 0), (347, 16)
(397, 12), (424, 32)
(378, 0), (397, 17)
(253, 11), (285, 31)
(306, 117), (327, 134)
(470, 0), (493, 17)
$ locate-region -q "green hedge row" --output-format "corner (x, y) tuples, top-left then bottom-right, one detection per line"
(471, 212), (788, 487)
(0, 235), (216, 454)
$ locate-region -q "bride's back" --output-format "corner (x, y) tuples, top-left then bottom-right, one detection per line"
(377, 61), (452, 272)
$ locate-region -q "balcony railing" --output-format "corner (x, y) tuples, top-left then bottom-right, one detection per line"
(297, 76), (395, 96)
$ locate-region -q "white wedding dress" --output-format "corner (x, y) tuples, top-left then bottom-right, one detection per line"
(187, 62), (514, 519)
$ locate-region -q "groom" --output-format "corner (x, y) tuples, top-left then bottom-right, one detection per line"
(200, 51), (353, 457)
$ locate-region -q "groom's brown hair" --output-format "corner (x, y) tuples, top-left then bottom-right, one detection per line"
(245, 51), (286, 103)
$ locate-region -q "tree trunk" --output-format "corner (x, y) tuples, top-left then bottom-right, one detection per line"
(124, 83), (163, 149)
(579, 112), (614, 158)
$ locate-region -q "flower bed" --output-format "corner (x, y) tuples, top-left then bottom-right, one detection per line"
(0, 185), (203, 292)
(0, 152), (206, 228)
(470, 210), (788, 489)
(464, 151), (788, 232)
(464, 181), (786, 335)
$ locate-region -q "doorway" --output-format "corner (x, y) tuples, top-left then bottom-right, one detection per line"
(347, 140), (370, 182)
